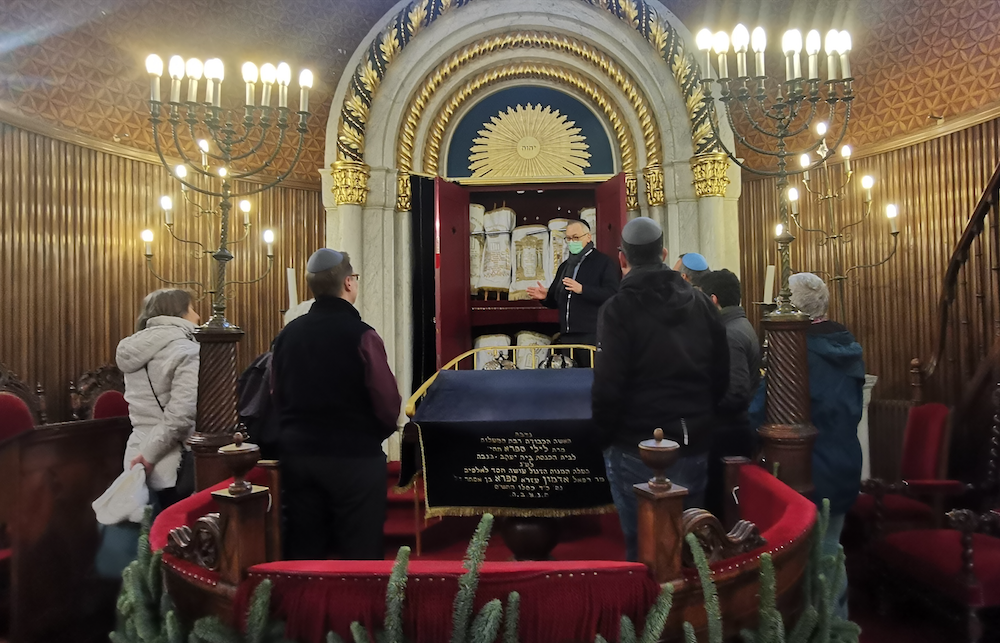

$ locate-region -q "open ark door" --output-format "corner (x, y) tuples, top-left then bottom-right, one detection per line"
(594, 173), (628, 256)
(434, 177), (472, 369)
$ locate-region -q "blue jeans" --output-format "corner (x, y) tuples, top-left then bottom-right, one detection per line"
(822, 512), (849, 620)
(603, 446), (709, 561)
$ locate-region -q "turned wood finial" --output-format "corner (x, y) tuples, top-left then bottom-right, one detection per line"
(638, 428), (680, 490)
(910, 358), (924, 404)
(218, 427), (260, 496)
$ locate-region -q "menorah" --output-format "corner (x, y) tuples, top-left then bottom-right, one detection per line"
(787, 125), (900, 322)
(142, 53), (313, 487)
(696, 25), (856, 495)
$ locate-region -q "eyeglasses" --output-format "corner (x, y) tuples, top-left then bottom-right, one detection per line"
(351, 273), (361, 281)
(565, 233), (591, 242)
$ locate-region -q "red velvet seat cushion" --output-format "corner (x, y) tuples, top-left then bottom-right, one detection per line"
(93, 390), (129, 419)
(851, 492), (934, 524)
(876, 529), (1000, 606)
(900, 403), (950, 480)
(0, 391), (35, 441)
(241, 559), (660, 643)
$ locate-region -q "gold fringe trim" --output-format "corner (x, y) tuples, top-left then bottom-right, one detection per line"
(392, 470), (421, 494)
(425, 504), (618, 519)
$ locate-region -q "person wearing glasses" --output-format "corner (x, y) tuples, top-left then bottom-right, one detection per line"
(526, 219), (619, 366)
(271, 248), (401, 560)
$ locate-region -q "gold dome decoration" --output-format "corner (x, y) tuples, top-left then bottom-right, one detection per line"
(469, 104), (591, 179)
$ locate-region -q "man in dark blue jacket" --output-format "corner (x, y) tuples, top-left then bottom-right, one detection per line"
(750, 272), (864, 619)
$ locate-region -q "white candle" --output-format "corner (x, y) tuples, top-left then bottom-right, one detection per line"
(718, 52), (729, 79)
(793, 53), (802, 80)
(755, 51), (765, 77)
(785, 54), (794, 81)
(763, 265), (776, 304)
(840, 52), (851, 79)
(170, 78), (181, 103)
(204, 80), (214, 105)
(286, 267), (299, 309)
(213, 80), (222, 108)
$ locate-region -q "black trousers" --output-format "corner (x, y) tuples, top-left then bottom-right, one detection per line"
(557, 332), (596, 368)
(704, 419), (756, 518)
(281, 453), (387, 560)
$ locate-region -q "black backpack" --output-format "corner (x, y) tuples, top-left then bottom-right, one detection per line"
(236, 351), (279, 454)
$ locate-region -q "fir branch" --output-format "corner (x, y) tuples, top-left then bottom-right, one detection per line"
(351, 622), (374, 643)
(503, 592), (520, 643)
(245, 580), (273, 643)
(639, 584), (674, 643)
(740, 628), (757, 643)
(593, 636), (609, 643)
(190, 616), (242, 643)
(469, 599), (503, 643)
(685, 533), (723, 643)
(619, 615), (637, 643)
(451, 514), (494, 643)
(147, 551), (163, 606)
(814, 573), (830, 643)
(683, 622), (697, 643)
(787, 606), (818, 643)
(327, 633), (347, 643)
(385, 546), (411, 643)
(166, 610), (185, 643)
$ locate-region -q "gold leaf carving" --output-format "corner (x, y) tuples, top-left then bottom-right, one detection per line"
(439, 0), (456, 16)
(690, 152), (730, 198)
(345, 91), (369, 124)
(380, 27), (401, 64)
(359, 59), (381, 96)
(621, 0), (640, 29)
(332, 161), (371, 206)
(408, 0), (429, 38)
(339, 123), (365, 155)
(649, 16), (669, 55)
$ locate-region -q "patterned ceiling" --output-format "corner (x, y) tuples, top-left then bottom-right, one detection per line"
(0, 0), (998, 182)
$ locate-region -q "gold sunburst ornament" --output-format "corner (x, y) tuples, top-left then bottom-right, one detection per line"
(469, 103), (591, 179)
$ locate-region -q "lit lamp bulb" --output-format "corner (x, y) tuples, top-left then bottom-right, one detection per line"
(799, 153), (811, 181)
(886, 204), (898, 234)
(805, 30), (821, 80)
(816, 121), (828, 137)
(825, 30), (840, 80)
(168, 55), (184, 103)
(239, 199), (251, 225)
(299, 69), (313, 113)
(276, 62), (291, 108)
(263, 229), (275, 256)
(160, 195), (173, 225)
(174, 164), (188, 191)
(775, 223), (784, 238)
(198, 139), (209, 168)
(185, 58), (203, 103)
(696, 29), (714, 77)
(839, 31), (852, 78)
(787, 187), (800, 215)
(840, 145), (852, 174)
(260, 63), (276, 108)
(141, 229), (154, 256)
(713, 31), (730, 79)
(218, 167), (227, 178)
(204, 58), (224, 107)
(145, 54), (163, 102)
(732, 24), (750, 77)
(751, 27), (767, 77)
(781, 29), (802, 81)
(242, 62), (258, 107)
(861, 175), (874, 202)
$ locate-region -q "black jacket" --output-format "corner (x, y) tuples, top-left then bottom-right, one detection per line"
(592, 265), (729, 455)
(272, 297), (397, 457)
(716, 306), (762, 422)
(542, 244), (620, 336)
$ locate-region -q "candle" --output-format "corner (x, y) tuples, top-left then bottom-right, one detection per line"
(263, 229), (275, 257)
(782, 30), (802, 80)
(276, 63), (291, 109)
(141, 229), (154, 256)
(861, 175), (874, 203)
(886, 204), (898, 234)
(732, 24), (749, 78)
(799, 153), (811, 182)
(839, 31), (852, 78)
(841, 145), (852, 174)
(168, 56), (184, 103)
(696, 29), (713, 77)
(763, 265), (776, 304)
(198, 139), (209, 168)
(204, 79), (214, 106)
(806, 30), (820, 80)
(161, 195), (173, 225)
(145, 54), (162, 102)
(751, 27), (766, 77)
(787, 187), (800, 215)
(186, 58), (202, 103)
(825, 30), (839, 81)
(242, 62), (258, 107)
(713, 31), (730, 79)
(299, 69), (313, 113)
(240, 199), (251, 226)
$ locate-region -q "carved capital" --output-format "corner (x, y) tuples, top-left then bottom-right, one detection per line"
(625, 172), (639, 210)
(681, 508), (766, 567)
(332, 160), (371, 206)
(164, 512), (224, 571)
(396, 171), (411, 212)
(643, 163), (665, 206)
(690, 152), (731, 198)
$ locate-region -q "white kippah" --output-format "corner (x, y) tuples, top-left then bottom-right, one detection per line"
(306, 248), (344, 273)
(621, 217), (662, 245)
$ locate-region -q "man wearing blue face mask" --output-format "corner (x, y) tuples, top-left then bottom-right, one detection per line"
(527, 219), (620, 366)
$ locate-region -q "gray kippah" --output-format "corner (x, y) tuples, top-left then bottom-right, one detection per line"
(306, 248), (344, 272)
(621, 216), (662, 245)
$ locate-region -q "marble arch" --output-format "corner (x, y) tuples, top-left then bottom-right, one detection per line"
(321, 0), (742, 432)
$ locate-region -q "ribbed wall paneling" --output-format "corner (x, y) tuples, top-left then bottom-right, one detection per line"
(739, 118), (1000, 406)
(0, 121), (324, 421)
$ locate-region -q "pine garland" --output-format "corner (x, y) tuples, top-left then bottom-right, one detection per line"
(385, 546), (411, 643)
(502, 592), (520, 643)
(638, 585), (673, 643)
(469, 599), (503, 643)
(683, 622), (697, 643)
(451, 514), (495, 643)
(685, 533), (723, 643)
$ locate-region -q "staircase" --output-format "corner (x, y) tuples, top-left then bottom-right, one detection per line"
(385, 460), (441, 556)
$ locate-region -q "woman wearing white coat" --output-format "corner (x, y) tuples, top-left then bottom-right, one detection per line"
(116, 288), (201, 508)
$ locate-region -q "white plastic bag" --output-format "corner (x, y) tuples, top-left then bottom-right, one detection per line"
(92, 464), (149, 525)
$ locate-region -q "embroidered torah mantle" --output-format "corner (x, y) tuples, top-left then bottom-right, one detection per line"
(476, 207), (515, 292)
(509, 225), (548, 300)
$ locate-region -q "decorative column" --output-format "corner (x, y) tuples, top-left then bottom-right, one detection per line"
(643, 163), (666, 229)
(625, 171), (640, 214)
(691, 152), (737, 271)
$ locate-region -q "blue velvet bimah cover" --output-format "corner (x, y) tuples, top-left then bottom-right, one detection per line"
(411, 369), (614, 517)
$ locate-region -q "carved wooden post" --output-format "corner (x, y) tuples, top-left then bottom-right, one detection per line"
(257, 459), (283, 562)
(634, 429), (687, 583)
(189, 325), (244, 490)
(214, 432), (268, 587)
(758, 316), (818, 496)
(910, 358), (924, 404)
(722, 456), (751, 530)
